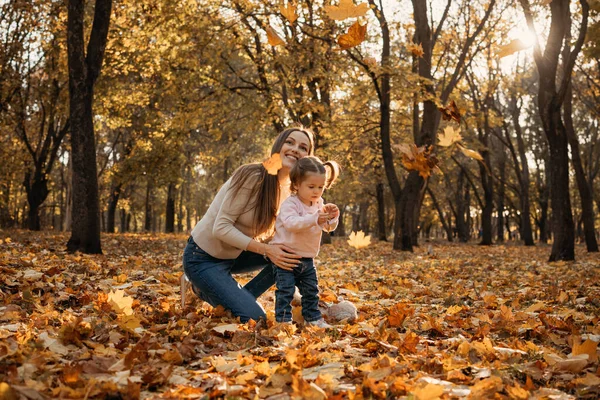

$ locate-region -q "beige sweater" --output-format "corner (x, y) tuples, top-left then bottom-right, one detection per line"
(191, 173), (289, 259)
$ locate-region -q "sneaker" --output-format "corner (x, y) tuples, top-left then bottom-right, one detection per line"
(306, 318), (332, 329)
(180, 273), (192, 309)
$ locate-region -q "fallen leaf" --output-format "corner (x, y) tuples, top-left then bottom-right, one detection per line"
(108, 289), (134, 315)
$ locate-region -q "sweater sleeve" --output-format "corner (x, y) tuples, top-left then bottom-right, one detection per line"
(212, 174), (259, 250)
(279, 199), (319, 232)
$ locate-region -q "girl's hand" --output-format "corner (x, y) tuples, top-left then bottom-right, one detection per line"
(266, 243), (301, 271)
(317, 212), (330, 226)
(322, 203), (340, 220)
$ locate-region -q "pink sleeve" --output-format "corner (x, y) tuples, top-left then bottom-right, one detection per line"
(279, 199), (319, 232)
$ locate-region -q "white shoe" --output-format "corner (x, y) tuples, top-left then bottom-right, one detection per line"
(306, 318), (332, 329)
(180, 273), (191, 309)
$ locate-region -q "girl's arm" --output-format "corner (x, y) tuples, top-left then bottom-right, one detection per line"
(279, 200), (319, 232)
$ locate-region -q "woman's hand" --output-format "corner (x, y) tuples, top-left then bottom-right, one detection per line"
(266, 243), (301, 271)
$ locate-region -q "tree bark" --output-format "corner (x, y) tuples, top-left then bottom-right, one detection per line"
(165, 183), (176, 233)
(519, 0), (588, 261)
(427, 187), (453, 242)
(106, 184), (121, 233)
(66, 0), (112, 254)
(376, 182), (387, 241)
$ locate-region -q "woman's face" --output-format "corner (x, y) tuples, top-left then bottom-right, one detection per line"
(279, 131), (311, 172)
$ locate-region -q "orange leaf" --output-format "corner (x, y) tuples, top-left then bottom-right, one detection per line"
(325, 0), (369, 21)
(262, 153), (282, 175)
(266, 25), (285, 46)
(407, 42), (424, 57)
(388, 302), (414, 327)
(572, 339), (598, 363)
(438, 100), (461, 123)
(280, 2), (298, 23)
(337, 21), (367, 50)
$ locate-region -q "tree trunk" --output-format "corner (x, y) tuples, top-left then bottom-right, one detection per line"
(165, 183), (175, 233)
(376, 182), (387, 241)
(336, 205), (346, 237)
(66, 0), (112, 254)
(427, 187), (452, 242)
(496, 148), (506, 242)
(24, 170), (49, 231)
(145, 179), (153, 232)
(519, 0), (588, 261)
(564, 81), (598, 252)
(106, 184), (121, 233)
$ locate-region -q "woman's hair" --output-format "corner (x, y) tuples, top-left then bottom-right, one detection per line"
(289, 156), (341, 193)
(228, 125), (316, 237)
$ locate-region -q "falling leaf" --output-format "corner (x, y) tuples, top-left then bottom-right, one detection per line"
(324, 0), (369, 20)
(280, 2), (298, 23)
(337, 21), (367, 50)
(438, 126), (462, 147)
(108, 289), (134, 315)
(397, 144), (440, 178)
(347, 230), (371, 249)
(407, 42), (424, 57)
(262, 153), (282, 175)
(438, 100), (461, 123)
(266, 25), (285, 46)
(497, 39), (531, 58)
(457, 143), (483, 161)
(363, 56), (377, 67)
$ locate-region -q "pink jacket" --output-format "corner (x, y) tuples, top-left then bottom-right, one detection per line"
(270, 195), (338, 258)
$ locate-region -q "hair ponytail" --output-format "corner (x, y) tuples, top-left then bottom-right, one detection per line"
(323, 160), (341, 189)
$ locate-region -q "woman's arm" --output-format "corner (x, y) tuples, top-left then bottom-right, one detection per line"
(246, 240), (301, 270)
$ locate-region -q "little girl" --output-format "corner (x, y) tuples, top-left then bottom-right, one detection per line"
(270, 156), (341, 328)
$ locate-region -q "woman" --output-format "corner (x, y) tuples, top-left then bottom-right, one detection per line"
(182, 126), (315, 322)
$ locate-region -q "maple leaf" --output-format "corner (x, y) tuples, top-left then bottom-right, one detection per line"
(347, 230), (370, 249)
(407, 42), (424, 58)
(279, 2), (298, 23)
(438, 126), (462, 147)
(397, 144), (440, 179)
(108, 289), (134, 315)
(388, 302), (414, 327)
(324, 0), (369, 20)
(438, 100), (461, 123)
(457, 143), (483, 161)
(262, 153), (282, 175)
(337, 21), (367, 50)
(497, 39), (531, 58)
(266, 25), (285, 46)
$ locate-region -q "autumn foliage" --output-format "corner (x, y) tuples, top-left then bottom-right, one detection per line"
(1, 231), (599, 399)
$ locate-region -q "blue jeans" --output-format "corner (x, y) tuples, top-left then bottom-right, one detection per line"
(182, 236), (275, 322)
(274, 258), (322, 323)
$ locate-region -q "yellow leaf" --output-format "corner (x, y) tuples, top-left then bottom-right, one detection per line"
(457, 143), (483, 161)
(337, 21), (367, 50)
(262, 153), (282, 175)
(572, 339), (598, 362)
(280, 2), (298, 23)
(254, 360), (272, 376)
(445, 305), (463, 315)
(412, 383), (445, 400)
(119, 314), (141, 331)
(497, 39), (531, 58)
(438, 126), (462, 147)
(266, 25), (285, 46)
(347, 230), (371, 249)
(407, 42), (424, 57)
(324, 0), (369, 20)
(108, 289), (134, 315)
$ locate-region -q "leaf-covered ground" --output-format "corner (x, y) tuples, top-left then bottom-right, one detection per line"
(1, 230), (599, 399)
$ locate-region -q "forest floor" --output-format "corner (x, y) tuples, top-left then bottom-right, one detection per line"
(0, 230), (599, 399)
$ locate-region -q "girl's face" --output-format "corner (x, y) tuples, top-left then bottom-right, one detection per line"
(279, 131), (311, 172)
(295, 172), (326, 206)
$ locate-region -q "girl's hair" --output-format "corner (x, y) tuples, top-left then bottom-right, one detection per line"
(228, 125), (316, 237)
(290, 156), (341, 193)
